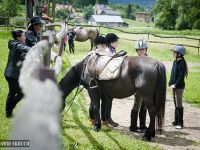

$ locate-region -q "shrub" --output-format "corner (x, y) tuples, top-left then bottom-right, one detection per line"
(10, 16), (26, 27)
(55, 9), (70, 21)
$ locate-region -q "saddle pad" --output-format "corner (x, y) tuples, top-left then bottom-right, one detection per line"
(98, 56), (126, 80)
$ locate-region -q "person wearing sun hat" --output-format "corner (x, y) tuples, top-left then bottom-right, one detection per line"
(25, 16), (43, 47)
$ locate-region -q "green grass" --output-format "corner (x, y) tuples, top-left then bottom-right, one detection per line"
(0, 38), (12, 141)
(124, 19), (153, 27)
(184, 72), (200, 107)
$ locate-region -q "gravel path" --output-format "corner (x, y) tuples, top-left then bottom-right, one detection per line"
(111, 96), (200, 150)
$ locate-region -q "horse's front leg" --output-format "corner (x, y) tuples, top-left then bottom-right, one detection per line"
(143, 96), (156, 141)
(88, 88), (101, 131)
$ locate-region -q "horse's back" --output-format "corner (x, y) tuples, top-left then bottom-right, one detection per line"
(125, 56), (163, 90)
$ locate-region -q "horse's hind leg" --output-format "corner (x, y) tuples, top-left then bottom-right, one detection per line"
(143, 96), (156, 141)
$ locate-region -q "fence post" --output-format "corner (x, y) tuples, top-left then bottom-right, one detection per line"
(148, 33), (150, 41)
(41, 36), (51, 67)
(198, 39), (200, 55)
(58, 37), (65, 56)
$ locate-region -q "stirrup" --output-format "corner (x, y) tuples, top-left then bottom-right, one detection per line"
(89, 78), (98, 89)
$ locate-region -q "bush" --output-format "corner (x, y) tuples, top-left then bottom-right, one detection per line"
(10, 16), (26, 27)
(83, 5), (93, 21)
(55, 9), (70, 21)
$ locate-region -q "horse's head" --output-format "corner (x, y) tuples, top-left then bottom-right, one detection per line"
(58, 59), (86, 98)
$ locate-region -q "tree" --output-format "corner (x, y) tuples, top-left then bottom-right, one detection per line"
(153, 0), (176, 29)
(0, 0), (21, 17)
(83, 5), (94, 21)
(126, 3), (132, 19)
(96, 0), (108, 4)
(153, 0), (200, 30)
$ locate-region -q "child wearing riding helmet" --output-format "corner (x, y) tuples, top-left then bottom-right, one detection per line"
(105, 33), (119, 55)
(169, 45), (188, 129)
(130, 39), (148, 132)
(94, 35), (107, 50)
(89, 35), (109, 124)
(99, 33), (120, 127)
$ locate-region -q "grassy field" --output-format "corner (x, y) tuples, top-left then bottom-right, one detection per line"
(0, 25), (200, 149)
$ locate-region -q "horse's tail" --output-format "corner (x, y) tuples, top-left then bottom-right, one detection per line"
(154, 62), (166, 134)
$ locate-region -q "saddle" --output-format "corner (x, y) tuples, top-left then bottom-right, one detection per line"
(85, 49), (127, 88)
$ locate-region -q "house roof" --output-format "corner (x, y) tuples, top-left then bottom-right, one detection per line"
(89, 15), (124, 23)
(95, 4), (111, 11)
(101, 9), (121, 16)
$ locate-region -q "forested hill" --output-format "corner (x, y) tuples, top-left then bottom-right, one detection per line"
(110, 0), (156, 8)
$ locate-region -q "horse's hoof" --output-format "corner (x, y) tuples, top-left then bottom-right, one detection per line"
(142, 135), (151, 141)
(93, 126), (100, 132)
(129, 126), (140, 132)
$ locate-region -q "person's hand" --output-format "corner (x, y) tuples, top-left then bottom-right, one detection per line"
(168, 84), (175, 92)
(169, 84), (176, 89)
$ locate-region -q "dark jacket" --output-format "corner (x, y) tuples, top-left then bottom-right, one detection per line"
(4, 40), (30, 79)
(67, 31), (75, 42)
(25, 30), (40, 47)
(169, 59), (186, 89)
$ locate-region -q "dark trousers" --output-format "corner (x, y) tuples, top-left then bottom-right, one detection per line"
(5, 76), (23, 113)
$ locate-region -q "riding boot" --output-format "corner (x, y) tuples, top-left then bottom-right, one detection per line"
(172, 107), (178, 126)
(129, 110), (140, 132)
(139, 104), (147, 132)
(175, 107), (183, 129)
(106, 98), (119, 127)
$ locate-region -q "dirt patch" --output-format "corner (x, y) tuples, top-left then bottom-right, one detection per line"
(111, 96), (200, 150)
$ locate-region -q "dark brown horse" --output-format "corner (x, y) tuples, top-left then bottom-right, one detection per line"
(68, 27), (99, 51)
(59, 56), (166, 141)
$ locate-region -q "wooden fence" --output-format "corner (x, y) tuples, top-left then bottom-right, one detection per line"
(67, 23), (200, 54)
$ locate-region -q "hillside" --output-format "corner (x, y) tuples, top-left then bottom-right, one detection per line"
(110, 0), (156, 8)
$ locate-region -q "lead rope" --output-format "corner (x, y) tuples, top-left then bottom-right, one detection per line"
(63, 55), (91, 115)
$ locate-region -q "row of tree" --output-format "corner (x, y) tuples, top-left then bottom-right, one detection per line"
(153, 0), (200, 30)
(0, 0), (22, 17)
(66, 0), (108, 7)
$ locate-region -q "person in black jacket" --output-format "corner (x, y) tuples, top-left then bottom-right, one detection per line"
(25, 16), (43, 47)
(67, 29), (76, 53)
(103, 33), (120, 127)
(169, 45), (188, 129)
(4, 30), (30, 118)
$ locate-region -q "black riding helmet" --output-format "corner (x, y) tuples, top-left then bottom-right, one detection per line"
(94, 35), (107, 46)
(27, 16), (43, 30)
(105, 33), (119, 45)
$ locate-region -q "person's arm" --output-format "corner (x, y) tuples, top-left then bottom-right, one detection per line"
(42, 13), (53, 22)
(17, 44), (30, 61)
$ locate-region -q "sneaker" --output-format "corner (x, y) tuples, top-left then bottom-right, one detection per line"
(107, 119), (119, 127)
(175, 125), (183, 130)
(140, 126), (148, 132)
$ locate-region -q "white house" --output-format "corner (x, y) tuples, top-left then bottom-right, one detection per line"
(88, 15), (124, 27)
(94, 4), (121, 16)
